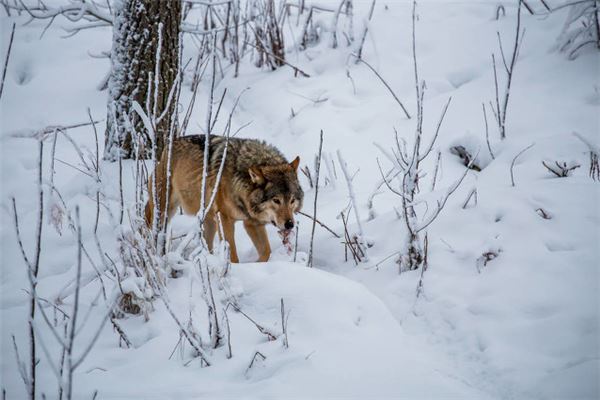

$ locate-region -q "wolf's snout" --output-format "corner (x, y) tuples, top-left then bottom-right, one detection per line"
(284, 219), (294, 230)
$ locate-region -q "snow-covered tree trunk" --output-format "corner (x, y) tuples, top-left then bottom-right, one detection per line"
(104, 0), (181, 160)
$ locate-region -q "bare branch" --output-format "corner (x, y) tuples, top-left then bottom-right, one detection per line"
(337, 150), (366, 245)
(419, 96), (452, 161)
(307, 130), (324, 268)
(482, 103), (495, 160)
(542, 160), (580, 177)
(521, 0), (534, 15)
(430, 150), (441, 191)
(12, 335), (31, 395)
(296, 210), (340, 238)
(226, 303), (278, 341)
(245, 351), (266, 374)
(8, 0), (112, 24)
(280, 298), (289, 349)
(354, 0), (376, 63)
(461, 187), (477, 209)
(110, 318), (131, 348)
(244, 33), (310, 77)
(573, 131), (600, 181)
(9, 120), (102, 141)
(510, 143), (535, 187)
(0, 22), (15, 100)
(353, 55), (411, 119)
(417, 160), (473, 233)
(496, 4), (506, 20)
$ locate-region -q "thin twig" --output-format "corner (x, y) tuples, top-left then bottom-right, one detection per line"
(510, 143), (535, 187)
(226, 303), (278, 341)
(110, 318), (131, 348)
(307, 130), (324, 268)
(352, 55), (411, 119)
(482, 103), (495, 159)
(461, 187), (477, 209)
(245, 351), (266, 374)
(280, 298), (288, 349)
(297, 210), (339, 238)
(0, 22), (16, 100)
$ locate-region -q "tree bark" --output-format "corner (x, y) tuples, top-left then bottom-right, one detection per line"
(105, 0), (181, 160)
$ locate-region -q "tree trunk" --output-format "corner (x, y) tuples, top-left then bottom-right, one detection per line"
(105, 0), (181, 161)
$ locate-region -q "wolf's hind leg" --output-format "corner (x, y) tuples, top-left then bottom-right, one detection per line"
(165, 190), (180, 223)
(145, 173), (179, 231)
(243, 221), (271, 262)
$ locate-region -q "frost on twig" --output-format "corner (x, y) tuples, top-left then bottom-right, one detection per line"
(307, 130), (324, 268)
(281, 298), (289, 349)
(340, 208), (366, 265)
(337, 150), (369, 262)
(251, 0), (285, 69)
(415, 234), (428, 298)
(554, 0), (600, 60)
(510, 143), (535, 186)
(354, 0), (376, 64)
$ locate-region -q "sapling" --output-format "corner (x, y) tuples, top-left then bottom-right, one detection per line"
(375, 1), (472, 272)
(489, 0), (525, 140)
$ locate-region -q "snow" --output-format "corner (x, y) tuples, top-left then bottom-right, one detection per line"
(1, 1), (599, 399)
(68, 261), (491, 399)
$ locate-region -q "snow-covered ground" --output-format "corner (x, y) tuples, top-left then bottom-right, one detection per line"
(1, 1), (599, 399)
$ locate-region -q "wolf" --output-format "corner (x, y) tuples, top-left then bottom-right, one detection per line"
(145, 135), (304, 263)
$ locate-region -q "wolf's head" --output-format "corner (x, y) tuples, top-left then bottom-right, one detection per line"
(247, 156), (304, 230)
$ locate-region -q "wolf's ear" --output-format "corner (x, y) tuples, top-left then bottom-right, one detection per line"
(290, 156), (300, 171)
(248, 166), (265, 185)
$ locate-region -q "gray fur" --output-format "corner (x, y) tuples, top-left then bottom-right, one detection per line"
(182, 134), (304, 218)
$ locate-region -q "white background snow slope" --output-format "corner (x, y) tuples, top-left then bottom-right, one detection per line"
(1, 1), (599, 399)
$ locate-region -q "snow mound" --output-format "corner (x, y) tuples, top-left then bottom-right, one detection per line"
(71, 262), (488, 399)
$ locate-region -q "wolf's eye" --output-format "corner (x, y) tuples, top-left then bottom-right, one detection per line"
(291, 198), (295, 204)
(273, 199), (281, 205)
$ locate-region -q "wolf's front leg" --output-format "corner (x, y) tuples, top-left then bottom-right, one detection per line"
(221, 214), (239, 263)
(203, 213), (217, 252)
(243, 221), (271, 262)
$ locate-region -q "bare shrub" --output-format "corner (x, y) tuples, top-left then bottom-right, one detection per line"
(555, 0), (600, 60)
(488, 0), (525, 140)
(376, 1), (472, 272)
(542, 160), (581, 177)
